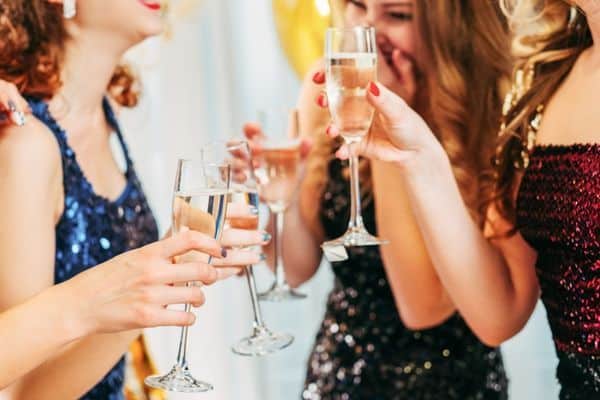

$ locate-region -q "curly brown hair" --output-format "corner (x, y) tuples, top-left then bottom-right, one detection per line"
(489, 0), (591, 231)
(0, 0), (139, 107)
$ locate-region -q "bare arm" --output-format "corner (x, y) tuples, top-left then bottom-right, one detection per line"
(0, 120), (138, 399)
(345, 82), (540, 345)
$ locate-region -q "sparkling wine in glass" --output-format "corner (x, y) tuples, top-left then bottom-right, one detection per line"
(145, 160), (231, 393)
(322, 26), (387, 249)
(254, 110), (307, 301)
(202, 140), (294, 356)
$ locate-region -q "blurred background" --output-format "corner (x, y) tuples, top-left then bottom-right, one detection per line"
(119, 0), (560, 398)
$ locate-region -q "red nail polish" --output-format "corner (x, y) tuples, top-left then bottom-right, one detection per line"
(326, 125), (331, 136)
(312, 71), (325, 84)
(316, 93), (326, 107)
(369, 82), (380, 97)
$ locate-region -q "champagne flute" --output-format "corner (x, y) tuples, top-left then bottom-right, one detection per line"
(255, 109), (307, 301)
(322, 26), (387, 249)
(201, 140), (294, 356)
(145, 160), (231, 392)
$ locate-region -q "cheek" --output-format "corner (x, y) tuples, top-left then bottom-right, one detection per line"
(385, 25), (418, 56)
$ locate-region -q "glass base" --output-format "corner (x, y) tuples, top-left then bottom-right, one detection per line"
(258, 282), (307, 302)
(232, 327), (294, 357)
(323, 226), (388, 248)
(144, 365), (213, 393)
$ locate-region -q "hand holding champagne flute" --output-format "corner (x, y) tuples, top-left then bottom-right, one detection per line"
(322, 26), (387, 249)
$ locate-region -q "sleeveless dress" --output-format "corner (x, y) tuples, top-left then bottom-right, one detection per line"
(302, 159), (508, 400)
(516, 144), (600, 400)
(28, 98), (159, 400)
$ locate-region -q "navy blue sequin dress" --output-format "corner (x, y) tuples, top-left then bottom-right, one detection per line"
(28, 98), (159, 400)
(302, 158), (508, 400)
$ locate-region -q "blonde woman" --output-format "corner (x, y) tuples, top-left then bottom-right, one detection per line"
(245, 0), (512, 398)
(321, 0), (600, 398)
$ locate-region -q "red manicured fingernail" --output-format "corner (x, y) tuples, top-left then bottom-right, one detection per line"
(326, 125), (332, 136)
(312, 71), (325, 84)
(316, 93), (327, 108)
(368, 81), (380, 96)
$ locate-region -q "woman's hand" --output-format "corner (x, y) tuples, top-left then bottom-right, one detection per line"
(61, 230), (226, 335)
(0, 80), (29, 127)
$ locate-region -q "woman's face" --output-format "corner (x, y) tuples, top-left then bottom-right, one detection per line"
(63, 0), (164, 46)
(343, 0), (419, 91)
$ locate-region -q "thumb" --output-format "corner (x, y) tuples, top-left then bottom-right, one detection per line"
(365, 81), (412, 125)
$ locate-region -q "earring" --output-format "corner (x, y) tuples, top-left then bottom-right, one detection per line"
(63, 0), (76, 19)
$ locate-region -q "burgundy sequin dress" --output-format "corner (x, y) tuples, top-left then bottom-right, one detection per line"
(516, 144), (600, 399)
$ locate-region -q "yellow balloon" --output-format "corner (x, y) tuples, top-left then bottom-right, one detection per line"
(272, 0), (334, 78)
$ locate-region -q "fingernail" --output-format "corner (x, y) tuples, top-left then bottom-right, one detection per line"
(12, 111), (26, 126)
(7, 100), (17, 112)
(312, 71), (325, 84)
(221, 248), (228, 258)
(259, 253), (267, 262)
(316, 93), (326, 107)
(249, 206), (259, 215)
(368, 82), (380, 97)
(262, 232), (272, 242)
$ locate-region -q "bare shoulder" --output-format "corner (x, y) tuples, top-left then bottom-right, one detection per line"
(0, 117), (62, 187)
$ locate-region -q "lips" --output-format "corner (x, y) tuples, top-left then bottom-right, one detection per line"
(138, 0), (161, 11)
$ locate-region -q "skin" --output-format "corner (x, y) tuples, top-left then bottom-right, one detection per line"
(245, 0), (455, 329)
(0, 0), (267, 398)
(324, 0), (599, 346)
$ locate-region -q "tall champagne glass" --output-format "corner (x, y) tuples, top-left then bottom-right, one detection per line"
(145, 160), (231, 392)
(255, 110), (307, 301)
(202, 140), (294, 356)
(322, 27), (387, 248)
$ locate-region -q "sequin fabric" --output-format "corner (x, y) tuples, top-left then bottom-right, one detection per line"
(28, 98), (159, 400)
(516, 144), (600, 399)
(303, 159), (508, 400)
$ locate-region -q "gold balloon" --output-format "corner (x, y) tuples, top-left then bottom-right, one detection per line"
(272, 0), (335, 78)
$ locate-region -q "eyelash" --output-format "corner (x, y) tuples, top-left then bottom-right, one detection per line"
(347, 1), (413, 21)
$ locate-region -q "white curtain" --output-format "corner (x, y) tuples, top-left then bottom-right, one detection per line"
(119, 1), (560, 398)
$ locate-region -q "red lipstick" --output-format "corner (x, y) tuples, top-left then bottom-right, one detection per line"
(138, 1), (161, 11)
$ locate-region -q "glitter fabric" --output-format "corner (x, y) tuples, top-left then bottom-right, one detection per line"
(28, 98), (159, 400)
(303, 159), (508, 400)
(517, 143), (600, 399)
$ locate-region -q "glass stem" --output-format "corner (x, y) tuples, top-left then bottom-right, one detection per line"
(245, 265), (266, 330)
(347, 140), (364, 231)
(274, 211), (286, 287)
(175, 296), (191, 369)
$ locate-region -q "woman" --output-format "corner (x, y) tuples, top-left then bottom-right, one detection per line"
(0, 231), (223, 389)
(246, 0), (511, 398)
(322, 0), (599, 398)
(0, 1), (267, 399)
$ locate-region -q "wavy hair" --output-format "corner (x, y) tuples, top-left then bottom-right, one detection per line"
(488, 0), (591, 230)
(0, 0), (139, 106)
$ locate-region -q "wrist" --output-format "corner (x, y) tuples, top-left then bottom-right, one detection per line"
(50, 280), (96, 340)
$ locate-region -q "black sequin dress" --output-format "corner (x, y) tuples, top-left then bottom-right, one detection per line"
(302, 159), (508, 400)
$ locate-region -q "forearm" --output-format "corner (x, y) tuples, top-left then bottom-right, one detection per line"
(263, 196), (322, 287)
(402, 152), (536, 343)
(10, 328), (139, 399)
(0, 285), (84, 389)
(372, 161), (455, 329)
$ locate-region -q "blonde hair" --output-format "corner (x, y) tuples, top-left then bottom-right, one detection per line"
(488, 0), (590, 229)
(304, 0), (512, 234)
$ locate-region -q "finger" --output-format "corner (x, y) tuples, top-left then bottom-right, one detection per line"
(220, 228), (270, 248)
(335, 136), (411, 163)
(157, 231), (226, 260)
(211, 249), (264, 267)
(312, 70), (325, 85)
(0, 84), (27, 126)
(366, 81), (411, 123)
(156, 262), (218, 285)
(326, 124), (341, 139)
(216, 266), (245, 280)
(151, 285), (206, 307)
(316, 91), (328, 108)
(300, 137), (313, 159)
(243, 123), (265, 141)
(145, 308), (197, 327)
